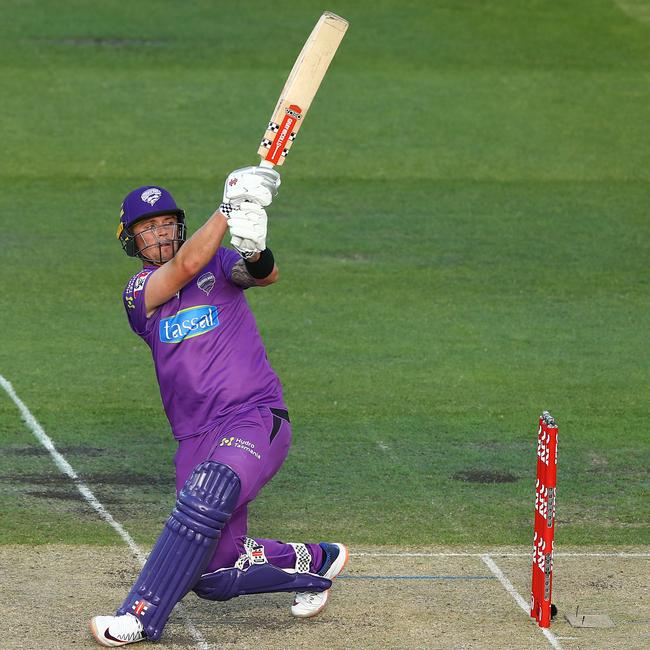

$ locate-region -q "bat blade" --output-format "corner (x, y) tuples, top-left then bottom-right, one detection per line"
(258, 12), (349, 166)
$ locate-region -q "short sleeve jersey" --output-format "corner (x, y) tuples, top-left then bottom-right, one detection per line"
(122, 247), (284, 439)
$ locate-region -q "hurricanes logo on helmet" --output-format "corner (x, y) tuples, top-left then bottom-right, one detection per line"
(141, 188), (162, 206)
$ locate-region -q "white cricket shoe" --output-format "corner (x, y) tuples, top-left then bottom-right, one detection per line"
(292, 542), (349, 618)
(89, 613), (146, 647)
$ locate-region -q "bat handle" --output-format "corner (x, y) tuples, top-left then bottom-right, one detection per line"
(258, 159), (275, 169)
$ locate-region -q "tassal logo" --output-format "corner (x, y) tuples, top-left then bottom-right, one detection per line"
(159, 305), (219, 344)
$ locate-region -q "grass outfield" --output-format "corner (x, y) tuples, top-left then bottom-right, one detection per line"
(1, 1), (648, 549)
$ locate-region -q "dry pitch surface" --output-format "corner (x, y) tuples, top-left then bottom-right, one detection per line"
(1, 545), (648, 650)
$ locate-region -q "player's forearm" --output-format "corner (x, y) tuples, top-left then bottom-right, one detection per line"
(172, 210), (228, 277)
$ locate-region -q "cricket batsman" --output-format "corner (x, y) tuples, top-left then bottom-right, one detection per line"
(89, 167), (348, 646)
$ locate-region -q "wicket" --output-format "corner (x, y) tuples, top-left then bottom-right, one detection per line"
(530, 411), (558, 628)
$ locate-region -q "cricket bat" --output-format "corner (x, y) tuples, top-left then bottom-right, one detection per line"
(257, 11), (349, 167)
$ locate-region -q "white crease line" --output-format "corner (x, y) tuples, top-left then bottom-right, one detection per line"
(352, 552), (482, 557)
(351, 551), (650, 558)
(481, 554), (563, 650)
(0, 374), (210, 650)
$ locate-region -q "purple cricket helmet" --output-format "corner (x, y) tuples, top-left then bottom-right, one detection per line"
(117, 185), (187, 260)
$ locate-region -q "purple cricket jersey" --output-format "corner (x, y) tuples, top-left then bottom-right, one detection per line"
(122, 247), (285, 439)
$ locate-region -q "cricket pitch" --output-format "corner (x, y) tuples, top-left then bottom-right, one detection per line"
(1, 545), (648, 650)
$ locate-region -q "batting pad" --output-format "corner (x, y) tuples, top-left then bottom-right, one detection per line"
(194, 537), (331, 601)
(117, 461), (240, 641)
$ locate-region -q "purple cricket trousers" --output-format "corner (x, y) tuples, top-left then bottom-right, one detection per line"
(173, 404), (323, 574)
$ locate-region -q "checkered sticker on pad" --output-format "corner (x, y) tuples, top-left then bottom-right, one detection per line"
(290, 543), (312, 573)
(268, 121), (279, 133)
(260, 138), (272, 149)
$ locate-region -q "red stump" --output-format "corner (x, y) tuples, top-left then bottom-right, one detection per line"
(530, 411), (558, 628)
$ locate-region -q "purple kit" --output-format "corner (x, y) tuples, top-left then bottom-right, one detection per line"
(123, 246), (284, 439)
(118, 232), (330, 641)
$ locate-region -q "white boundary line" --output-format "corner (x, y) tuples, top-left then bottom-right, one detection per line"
(481, 554), (563, 650)
(0, 374), (211, 650)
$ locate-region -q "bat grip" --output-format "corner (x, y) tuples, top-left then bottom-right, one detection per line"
(258, 159), (275, 169)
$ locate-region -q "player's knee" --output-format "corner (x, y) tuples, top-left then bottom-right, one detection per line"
(173, 461), (241, 536)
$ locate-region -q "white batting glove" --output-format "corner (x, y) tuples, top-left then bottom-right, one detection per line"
(227, 201), (268, 259)
(222, 166), (280, 208)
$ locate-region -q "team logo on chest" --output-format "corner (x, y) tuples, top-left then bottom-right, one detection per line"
(197, 272), (215, 295)
(133, 270), (151, 293)
(159, 305), (219, 344)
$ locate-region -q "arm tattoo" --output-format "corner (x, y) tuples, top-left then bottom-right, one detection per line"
(230, 260), (257, 289)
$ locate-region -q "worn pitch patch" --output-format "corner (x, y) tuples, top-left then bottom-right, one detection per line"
(564, 613), (615, 628)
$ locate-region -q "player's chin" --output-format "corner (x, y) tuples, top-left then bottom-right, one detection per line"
(159, 249), (176, 263)
(141, 243), (176, 265)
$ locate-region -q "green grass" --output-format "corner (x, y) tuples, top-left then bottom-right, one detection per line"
(1, 0), (649, 548)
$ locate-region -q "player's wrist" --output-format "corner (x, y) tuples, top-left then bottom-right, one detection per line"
(207, 209), (229, 240)
(244, 247), (274, 278)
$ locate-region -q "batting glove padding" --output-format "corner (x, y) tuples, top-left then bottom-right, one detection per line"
(223, 166), (281, 208)
(228, 201), (268, 259)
